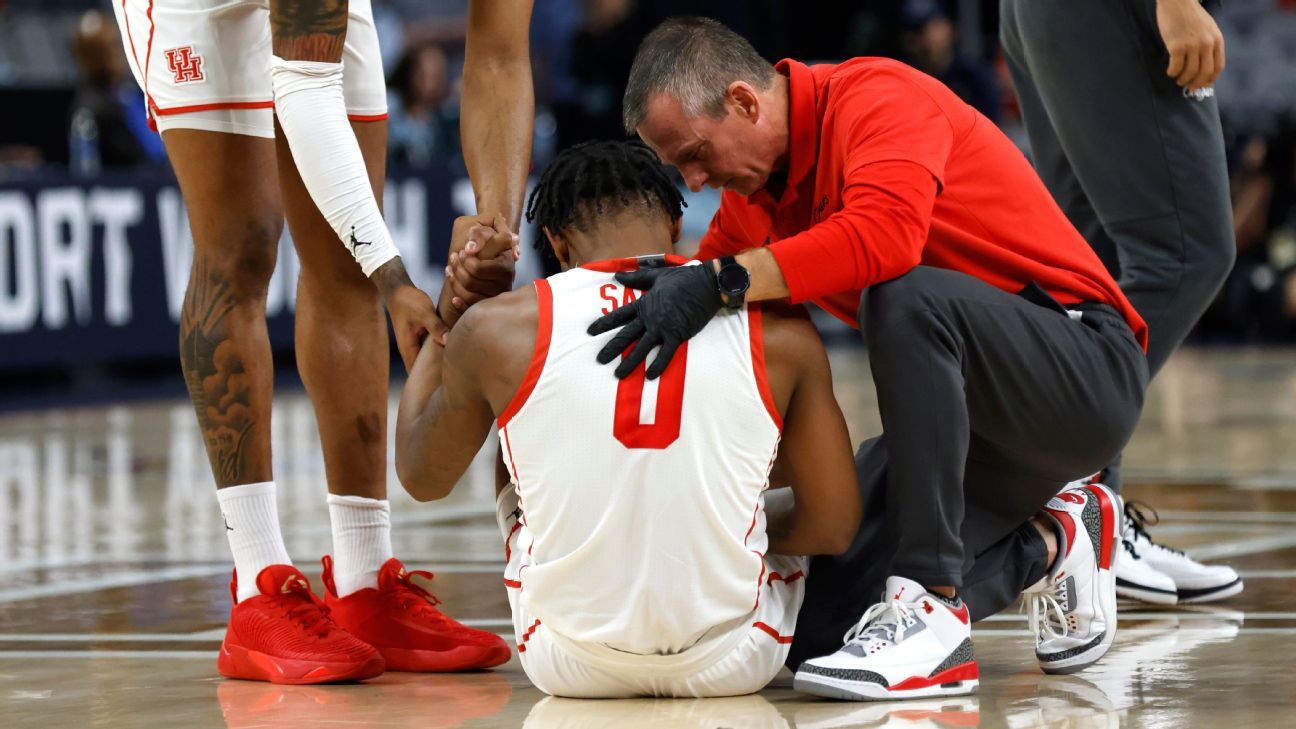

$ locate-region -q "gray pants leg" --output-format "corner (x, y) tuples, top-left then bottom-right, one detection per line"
(1000, 0), (1236, 490)
(787, 266), (1148, 669)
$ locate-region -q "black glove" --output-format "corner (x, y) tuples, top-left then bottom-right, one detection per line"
(587, 263), (724, 379)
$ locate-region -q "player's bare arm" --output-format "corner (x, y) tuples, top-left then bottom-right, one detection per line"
(437, 0), (536, 327)
(760, 303), (860, 556)
(396, 289), (536, 500)
(371, 257), (446, 371)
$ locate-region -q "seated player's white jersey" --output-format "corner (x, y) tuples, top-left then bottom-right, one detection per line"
(498, 255), (784, 657)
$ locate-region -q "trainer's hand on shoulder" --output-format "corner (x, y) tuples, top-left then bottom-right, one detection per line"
(1157, 0), (1225, 91)
(439, 214), (520, 327)
(587, 263), (724, 380)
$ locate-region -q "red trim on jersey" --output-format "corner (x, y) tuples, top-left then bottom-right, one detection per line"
(740, 501), (768, 610)
(498, 279), (553, 428)
(143, 0), (157, 124)
(516, 618), (541, 651)
(767, 569), (804, 585)
(580, 255), (693, 273)
(348, 113), (389, 122)
(742, 502), (761, 545)
(503, 578), (522, 589)
(121, 0), (143, 87)
(753, 621), (794, 644)
(503, 519), (522, 562)
(150, 99), (275, 116)
(501, 427), (533, 567)
(501, 428), (524, 508)
(746, 305), (783, 431)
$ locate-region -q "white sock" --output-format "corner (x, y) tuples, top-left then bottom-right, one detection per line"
(217, 482), (293, 602)
(328, 494), (394, 597)
(270, 56), (399, 277)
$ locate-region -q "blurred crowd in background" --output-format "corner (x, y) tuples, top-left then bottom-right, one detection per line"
(2, 0), (1296, 342)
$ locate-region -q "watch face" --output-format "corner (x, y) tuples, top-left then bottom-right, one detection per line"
(718, 264), (750, 294)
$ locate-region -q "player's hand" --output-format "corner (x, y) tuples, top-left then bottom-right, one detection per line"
(587, 263), (724, 380)
(439, 214), (520, 328)
(1157, 0), (1225, 91)
(386, 284), (446, 372)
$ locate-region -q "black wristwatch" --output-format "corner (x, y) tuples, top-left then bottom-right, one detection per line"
(714, 256), (750, 310)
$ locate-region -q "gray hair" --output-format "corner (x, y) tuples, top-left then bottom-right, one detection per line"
(622, 17), (776, 134)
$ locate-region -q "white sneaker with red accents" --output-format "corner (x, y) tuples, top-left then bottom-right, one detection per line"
(794, 576), (978, 701)
(1027, 483), (1122, 674)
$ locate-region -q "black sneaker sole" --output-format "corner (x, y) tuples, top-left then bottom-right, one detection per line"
(1178, 578), (1244, 604)
(1116, 577), (1179, 605)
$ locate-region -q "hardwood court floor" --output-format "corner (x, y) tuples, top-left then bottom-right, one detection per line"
(3, 346), (1295, 728)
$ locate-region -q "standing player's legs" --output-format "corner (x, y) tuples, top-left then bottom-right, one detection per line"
(1000, 0), (1236, 474)
(164, 131), (280, 488)
(275, 118), (392, 597)
(113, 0), (390, 681)
(275, 102), (510, 673)
(1001, 0), (1244, 604)
(159, 126), (383, 683)
(163, 130), (289, 582)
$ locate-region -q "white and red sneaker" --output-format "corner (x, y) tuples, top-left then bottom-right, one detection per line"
(1027, 483), (1122, 674)
(794, 576), (978, 701)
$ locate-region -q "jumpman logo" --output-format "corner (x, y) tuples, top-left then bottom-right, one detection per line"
(349, 227), (372, 252)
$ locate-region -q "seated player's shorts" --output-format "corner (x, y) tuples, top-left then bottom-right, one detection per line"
(111, 0), (387, 139)
(496, 487), (808, 698)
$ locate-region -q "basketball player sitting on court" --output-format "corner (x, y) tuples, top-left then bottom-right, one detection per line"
(395, 140), (861, 698)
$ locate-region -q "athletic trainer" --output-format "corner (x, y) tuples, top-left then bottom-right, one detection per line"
(590, 17), (1143, 699)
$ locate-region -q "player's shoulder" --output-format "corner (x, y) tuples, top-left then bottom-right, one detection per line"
(754, 302), (824, 371)
(448, 285), (538, 356)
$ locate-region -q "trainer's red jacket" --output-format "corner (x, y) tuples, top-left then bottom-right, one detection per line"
(697, 58), (1148, 350)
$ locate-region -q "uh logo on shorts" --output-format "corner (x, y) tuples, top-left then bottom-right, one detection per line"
(164, 46), (205, 84)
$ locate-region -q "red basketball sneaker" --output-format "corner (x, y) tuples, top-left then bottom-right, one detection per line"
(217, 564), (385, 685)
(322, 556), (511, 672)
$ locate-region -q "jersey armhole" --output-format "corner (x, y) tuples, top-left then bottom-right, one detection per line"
(747, 304), (783, 431)
(497, 279), (553, 429)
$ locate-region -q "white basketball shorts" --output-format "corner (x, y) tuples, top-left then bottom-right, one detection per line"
(496, 486), (808, 698)
(111, 0), (387, 138)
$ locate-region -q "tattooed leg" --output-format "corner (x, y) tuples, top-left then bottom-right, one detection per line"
(271, 0), (348, 62)
(163, 129), (282, 489)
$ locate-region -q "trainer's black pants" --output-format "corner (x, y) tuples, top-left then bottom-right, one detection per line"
(1000, 0), (1236, 491)
(788, 266), (1148, 670)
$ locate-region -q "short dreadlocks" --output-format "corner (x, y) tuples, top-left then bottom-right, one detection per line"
(525, 140), (686, 260)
